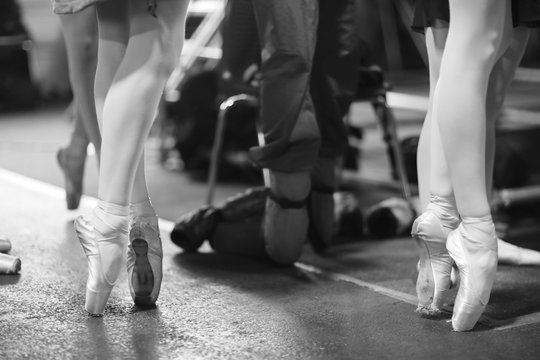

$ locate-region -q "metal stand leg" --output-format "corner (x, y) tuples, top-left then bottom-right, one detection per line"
(372, 95), (412, 203)
(492, 185), (540, 209)
(206, 94), (259, 205)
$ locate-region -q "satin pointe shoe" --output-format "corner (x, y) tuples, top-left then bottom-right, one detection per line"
(447, 220), (497, 331)
(411, 210), (458, 316)
(128, 216), (163, 305)
(57, 147), (86, 210)
(75, 213), (127, 315)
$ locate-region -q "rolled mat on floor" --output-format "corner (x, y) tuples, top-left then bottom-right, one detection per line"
(0, 237), (21, 274)
(0, 253), (21, 275)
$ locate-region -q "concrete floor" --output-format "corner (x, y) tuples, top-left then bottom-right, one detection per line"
(2, 140), (540, 360)
(1, 100), (540, 360)
(2, 110), (540, 359)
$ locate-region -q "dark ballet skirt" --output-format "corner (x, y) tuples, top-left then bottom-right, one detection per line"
(513, 0), (540, 27)
(411, 0), (540, 33)
(411, 0), (449, 34)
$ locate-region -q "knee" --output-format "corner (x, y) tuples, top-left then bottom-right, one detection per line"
(472, 29), (509, 67)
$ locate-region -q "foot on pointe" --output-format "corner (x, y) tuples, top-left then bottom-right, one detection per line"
(75, 209), (128, 315)
(412, 196), (459, 317)
(127, 215), (163, 306)
(447, 217), (497, 331)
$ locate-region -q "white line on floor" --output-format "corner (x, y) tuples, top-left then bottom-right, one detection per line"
(1, 167), (538, 331)
(294, 262), (417, 305)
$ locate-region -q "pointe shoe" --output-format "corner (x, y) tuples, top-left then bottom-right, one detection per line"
(447, 222), (497, 331)
(127, 216), (163, 305)
(75, 213), (127, 315)
(411, 211), (457, 316)
(57, 147), (86, 210)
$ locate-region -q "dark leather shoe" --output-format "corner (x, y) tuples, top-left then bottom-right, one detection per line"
(171, 206), (219, 252)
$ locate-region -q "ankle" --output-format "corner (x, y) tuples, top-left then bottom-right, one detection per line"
(130, 198), (157, 218)
(459, 215), (497, 248)
(426, 194), (459, 227)
(93, 200), (129, 235)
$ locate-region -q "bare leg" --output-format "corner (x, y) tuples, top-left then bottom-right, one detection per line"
(57, 8), (100, 209)
(413, 21), (462, 316)
(417, 23), (449, 210)
(60, 8), (101, 154)
(66, 104), (90, 155)
(76, 0), (189, 314)
(97, 0), (187, 206)
(437, 0), (513, 331)
(435, 0), (513, 216)
(92, 0), (153, 207)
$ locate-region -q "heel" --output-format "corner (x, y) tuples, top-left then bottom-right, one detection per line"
(85, 287), (113, 315)
(131, 238), (154, 303)
(127, 217), (163, 306)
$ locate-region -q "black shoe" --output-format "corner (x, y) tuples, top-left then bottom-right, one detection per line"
(170, 206), (219, 252)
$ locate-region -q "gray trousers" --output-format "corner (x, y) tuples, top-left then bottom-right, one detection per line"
(247, 0), (321, 173)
